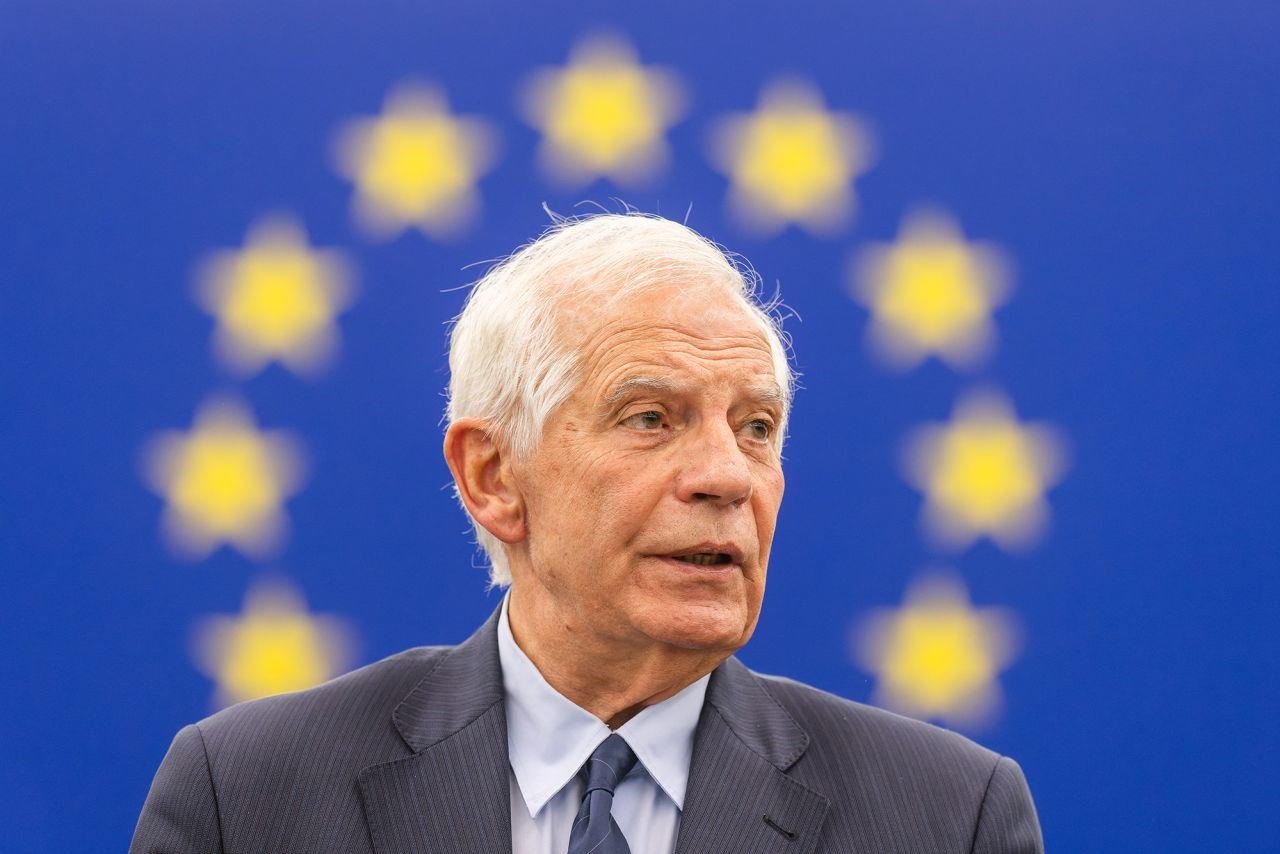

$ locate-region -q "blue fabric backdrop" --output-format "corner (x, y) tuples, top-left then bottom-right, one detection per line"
(2, 1), (1277, 850)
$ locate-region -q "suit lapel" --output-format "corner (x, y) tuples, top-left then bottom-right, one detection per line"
(675, 657), (830, 854)
(358, 607), (513, 854)
(355, 611), (831, 853)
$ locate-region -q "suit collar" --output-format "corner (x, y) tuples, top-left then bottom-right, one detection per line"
(389, 601), (812, 766)
(385, 601), (814, 767)
(359, 606), (830, 853)
(359, 604), (512, 854)
(676, 655), (831, 853)
(390, 603), (506, 753)
(703, 654), (810, 771)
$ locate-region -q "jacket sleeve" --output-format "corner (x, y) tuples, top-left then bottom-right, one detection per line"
(130, 724), (224, 854)
(970, 756), (1044, 854)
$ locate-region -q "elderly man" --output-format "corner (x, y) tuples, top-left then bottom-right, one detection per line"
(132, 214), (1043, 853)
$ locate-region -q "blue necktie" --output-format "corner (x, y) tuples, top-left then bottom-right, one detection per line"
(566, 733), (638, 854)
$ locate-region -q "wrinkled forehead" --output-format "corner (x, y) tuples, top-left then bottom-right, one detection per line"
(554, 277), (770, 349)
(556, 281), (782, 396)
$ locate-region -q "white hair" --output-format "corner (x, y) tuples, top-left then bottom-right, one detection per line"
(446, 212), (795, 586)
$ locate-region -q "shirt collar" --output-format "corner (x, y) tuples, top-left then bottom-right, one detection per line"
(497, 592), (709, 818)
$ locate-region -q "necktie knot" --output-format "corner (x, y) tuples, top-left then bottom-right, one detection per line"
(579, 733), (638, 797)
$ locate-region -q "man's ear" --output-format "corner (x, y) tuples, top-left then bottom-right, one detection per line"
(443, 418), (526, 544)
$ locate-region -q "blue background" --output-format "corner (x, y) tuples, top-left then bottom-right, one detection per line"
(2, 1), (1277, 850)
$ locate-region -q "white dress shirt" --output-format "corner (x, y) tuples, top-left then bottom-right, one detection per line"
(497, 593), (710, 854)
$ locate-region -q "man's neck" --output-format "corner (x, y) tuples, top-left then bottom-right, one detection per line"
(506, 587), (729, 729)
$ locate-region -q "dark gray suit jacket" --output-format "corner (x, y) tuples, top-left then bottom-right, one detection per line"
(131, 606), (1043, 853)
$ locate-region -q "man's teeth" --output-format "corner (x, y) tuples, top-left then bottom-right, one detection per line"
(674, 553), (729, 566)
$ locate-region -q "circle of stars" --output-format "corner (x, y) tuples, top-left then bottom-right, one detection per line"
(135, 31), (1069, 720)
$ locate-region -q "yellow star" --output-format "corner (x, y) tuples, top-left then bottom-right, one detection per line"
(855, 573), (1018, 727)
(333, 83), (498, 239)
(195, 216), (355, 377)
(852, 209), (1010, 370)
(192, 579), (355, 707)
(709, 78), (873, 235)
(903, 390), (1067, 552)
(520, 34), (685, 186)
(141, 398), (306, 560)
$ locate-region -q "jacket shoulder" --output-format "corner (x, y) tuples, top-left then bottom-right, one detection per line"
(753, 670), (1001, 790)
(195, 645), (450, 767)
(133, 646), (456, 853)
(748, 671), (1041, 851)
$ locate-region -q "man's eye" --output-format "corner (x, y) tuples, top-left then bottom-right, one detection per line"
(623, 411), (665, 430)
(744, 419), (773, 441)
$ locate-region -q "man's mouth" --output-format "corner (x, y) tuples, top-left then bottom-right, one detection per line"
(670, 552), (734, 567)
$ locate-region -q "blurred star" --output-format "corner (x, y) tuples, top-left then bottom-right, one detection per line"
(141, 398), (306, 560)
(854, 572), (1019, 728)
(195, 215), (355, 378)
(709, 78), (873, 235)
(521, 33), (685, 186)
(333, 82), (498, 239)
(192, 578), (355, 707)
(852, 209), (1010, 370)
(903, 390), (1067, 552)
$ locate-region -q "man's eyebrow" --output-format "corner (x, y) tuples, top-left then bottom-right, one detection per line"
(746, 382), (787, 407)
(602, 376), (676, 407)
(601, 377), (786, 409)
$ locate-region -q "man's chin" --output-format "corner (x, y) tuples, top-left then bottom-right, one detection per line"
(634, 602), (756, 653)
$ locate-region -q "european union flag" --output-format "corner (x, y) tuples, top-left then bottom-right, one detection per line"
(2, 3), (1276, 850)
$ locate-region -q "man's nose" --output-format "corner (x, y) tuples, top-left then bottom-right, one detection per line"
(675, 420), (753, 507)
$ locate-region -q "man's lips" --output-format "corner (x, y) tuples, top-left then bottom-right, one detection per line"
(654, 543), (746, 570)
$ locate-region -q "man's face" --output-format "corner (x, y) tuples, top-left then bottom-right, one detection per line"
(508, 282), (786, 655)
